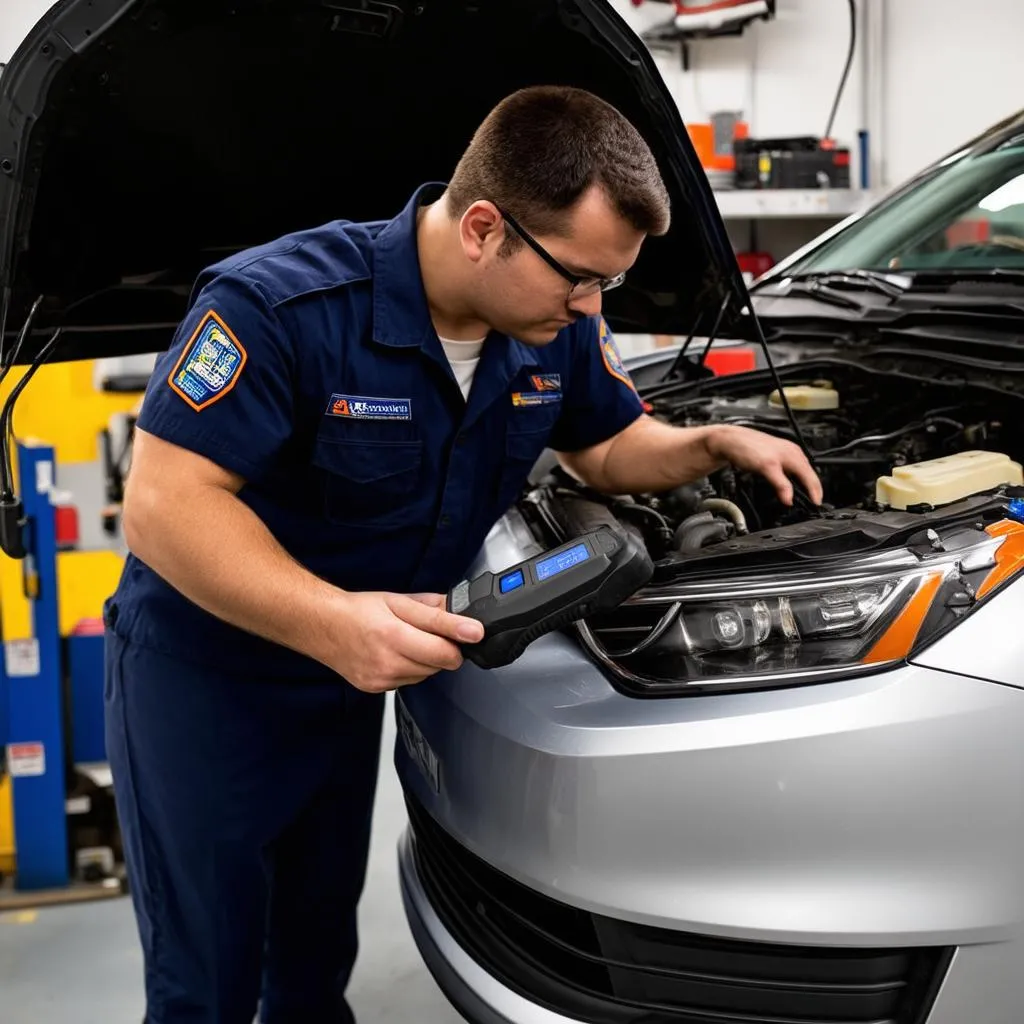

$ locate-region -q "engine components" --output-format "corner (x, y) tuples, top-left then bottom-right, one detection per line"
(696, 497), (749, 534)
(674, 511), (732, 551)
(876, 450), (1024, 510)
(673, 498), (748, 551)
(768, 384), (839, 411)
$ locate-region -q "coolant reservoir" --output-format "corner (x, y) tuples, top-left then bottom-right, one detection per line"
(876, 450), (1024, 510)
(768, 384), (839, 411)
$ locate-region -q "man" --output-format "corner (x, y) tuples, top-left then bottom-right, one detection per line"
(105, 85), (822, 1024)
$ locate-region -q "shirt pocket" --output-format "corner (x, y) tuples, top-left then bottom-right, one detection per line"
(495, 406), (559, 512)
(312, 437), (424, 527)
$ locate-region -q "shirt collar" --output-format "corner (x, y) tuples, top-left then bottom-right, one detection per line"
(370, 182), (539, 373)
(371, 182), (443, 350)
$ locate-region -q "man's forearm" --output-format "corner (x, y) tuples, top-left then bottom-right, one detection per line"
(123, 482), (344, 666)
(589, 416), (728, 494)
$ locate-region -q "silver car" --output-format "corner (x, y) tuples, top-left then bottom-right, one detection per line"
(394, 83), (1024, 1024)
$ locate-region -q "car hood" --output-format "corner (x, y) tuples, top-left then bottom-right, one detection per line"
(0, 0), (750, 363)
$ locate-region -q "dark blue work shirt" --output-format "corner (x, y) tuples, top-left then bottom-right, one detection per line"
(109, 183), (644, 680)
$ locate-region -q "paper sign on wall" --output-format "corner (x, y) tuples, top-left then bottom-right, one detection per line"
(7, 742), (45, 778)
(5, 639), (40, 677)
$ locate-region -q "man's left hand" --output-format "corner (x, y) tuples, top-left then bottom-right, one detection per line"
(706, 424), (823, 507)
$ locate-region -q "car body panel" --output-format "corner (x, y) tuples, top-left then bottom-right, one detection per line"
(399, 837), (582, 1024)
(399, 844), (1024, 1024)
(397, 643), (1024, 949)
(910, 572), (1024, 689)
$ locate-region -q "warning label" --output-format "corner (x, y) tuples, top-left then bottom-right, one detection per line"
(7, 742), (45, 778)
(5, 639), (40, 678)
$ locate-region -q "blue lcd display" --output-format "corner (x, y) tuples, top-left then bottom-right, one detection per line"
(535, 542), (591, 582)
(499, 569), (525, 594)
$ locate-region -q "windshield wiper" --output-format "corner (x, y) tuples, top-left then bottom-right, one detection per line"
(786, 269), (910, 298)
(772, 280), (864, 310)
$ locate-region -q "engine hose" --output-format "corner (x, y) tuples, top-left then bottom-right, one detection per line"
(697, 497), (748, 535)
(671, 512), (729, 552)
(676, 518), (732, 553)
(615, 501), (675, 549)
(558, 495), (643, 546)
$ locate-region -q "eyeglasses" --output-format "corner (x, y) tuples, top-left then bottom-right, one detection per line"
(497, 207), (626, 298)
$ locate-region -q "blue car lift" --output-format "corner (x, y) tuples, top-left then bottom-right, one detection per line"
(1, 440), (70, 890)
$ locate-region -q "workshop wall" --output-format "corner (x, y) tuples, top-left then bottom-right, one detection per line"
(0, 1), (45, 69)
(882, 0), (1024, 185)
(610, 0), (1024, 188)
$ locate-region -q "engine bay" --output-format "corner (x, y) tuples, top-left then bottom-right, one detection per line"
(525, 354), (1024, 572)
(516, 350), (1024, 691)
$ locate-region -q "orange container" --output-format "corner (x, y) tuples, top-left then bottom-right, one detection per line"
(687, 117), (749, 172)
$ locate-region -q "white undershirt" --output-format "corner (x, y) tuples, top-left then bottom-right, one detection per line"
(438, 336), (486, 400)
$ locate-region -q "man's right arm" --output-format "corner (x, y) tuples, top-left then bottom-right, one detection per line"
(123, 429), (484, 691)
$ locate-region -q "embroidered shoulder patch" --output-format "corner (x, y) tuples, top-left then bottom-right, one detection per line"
(168, 310), (247, 412)
(598, 317), (637, 393)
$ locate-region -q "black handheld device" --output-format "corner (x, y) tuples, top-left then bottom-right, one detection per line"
(447, 526), (654, 669)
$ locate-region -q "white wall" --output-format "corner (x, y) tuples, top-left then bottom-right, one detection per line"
(0, 0), (49, 66)
(882, 0), (1024, 184)
(610, 0), (1024, 187)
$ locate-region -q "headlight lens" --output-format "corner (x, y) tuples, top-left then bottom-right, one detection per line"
(683, 580), (900, 655)
(578, 518), (1024, 694)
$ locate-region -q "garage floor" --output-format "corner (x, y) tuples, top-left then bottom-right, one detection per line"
(0, 696), (462, 1024)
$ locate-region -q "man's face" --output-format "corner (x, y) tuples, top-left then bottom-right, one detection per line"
(467, 186), (646, 345)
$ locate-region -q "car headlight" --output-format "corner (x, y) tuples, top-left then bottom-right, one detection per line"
(577, 517), (1024, 695)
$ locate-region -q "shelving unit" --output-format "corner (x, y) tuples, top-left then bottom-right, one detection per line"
(713, 188), (878, 220)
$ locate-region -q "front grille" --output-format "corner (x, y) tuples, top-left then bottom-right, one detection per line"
(407, 796), (953, 1024)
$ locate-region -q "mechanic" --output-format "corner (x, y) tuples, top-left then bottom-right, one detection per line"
(104, 85), (822, 1024)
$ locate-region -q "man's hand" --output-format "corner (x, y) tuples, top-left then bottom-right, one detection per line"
(326, 592), (485, 693)
(705, 424), (823, 506)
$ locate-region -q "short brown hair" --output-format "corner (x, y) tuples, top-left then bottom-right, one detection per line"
(446, 86), (671, 246)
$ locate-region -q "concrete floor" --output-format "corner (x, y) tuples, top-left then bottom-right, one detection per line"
(0, 696), (463, 1024)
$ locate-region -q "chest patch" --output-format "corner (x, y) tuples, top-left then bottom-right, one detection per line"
(326, 393), (413, 421)
(168, 310), (247, 412)
(512, 390), (561, 408)
(512, 371), (563, 408)
(530, 373), (562, 392)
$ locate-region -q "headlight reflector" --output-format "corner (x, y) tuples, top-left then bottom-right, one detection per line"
(679, 579), (903, 658)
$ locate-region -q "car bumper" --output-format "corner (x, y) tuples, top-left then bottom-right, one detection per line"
(400, 811), (1024, 1024)
(396, 642), (1024, 1022)
(399, 828), (584, 1024)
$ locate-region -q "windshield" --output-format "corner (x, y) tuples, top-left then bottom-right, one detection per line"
(783, 128), (1024, 274)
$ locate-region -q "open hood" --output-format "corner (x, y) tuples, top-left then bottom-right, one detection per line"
(0, 0), (751, 364)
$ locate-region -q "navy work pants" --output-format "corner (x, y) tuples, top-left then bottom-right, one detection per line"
(104, 631), (385, 1024)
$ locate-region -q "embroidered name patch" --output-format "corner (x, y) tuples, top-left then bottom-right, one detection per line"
(598, 317), (637, 394)
(512, 390), (561, 408)
(327, 393), (413, 420)
(168, 311), (247, 411)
